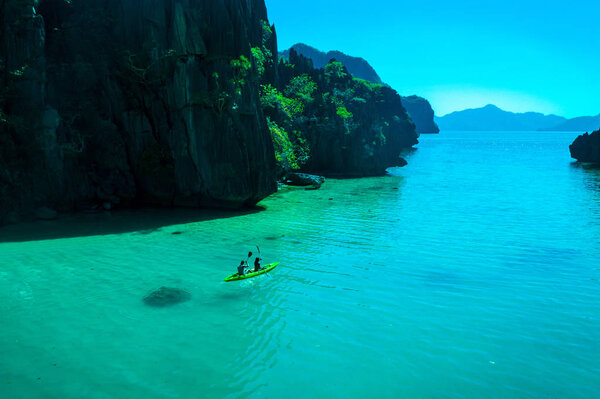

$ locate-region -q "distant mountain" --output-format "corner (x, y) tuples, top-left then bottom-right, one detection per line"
(435, 105), (567, 131)
(541, 114), (600, 132)
(401, 96), (439, 133)
(279, 43), (382, 83)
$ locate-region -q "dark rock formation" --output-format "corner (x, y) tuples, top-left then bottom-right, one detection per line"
(1, 0), (277, 224)
(401, 96), (439, 134)
(143, 287), (191, 307)
(570, 130), (600, 164)
(435, 104), (567, 131)
(267, 50), (418, 177)
(284, 173), (325, 188)
(280, 43), (382, 83)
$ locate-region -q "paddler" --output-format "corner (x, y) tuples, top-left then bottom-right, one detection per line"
(237, 260), (247, 276)
(253, 257), (262, 272)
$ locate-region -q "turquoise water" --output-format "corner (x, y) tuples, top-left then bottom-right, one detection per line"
(1, 131), (599, 398)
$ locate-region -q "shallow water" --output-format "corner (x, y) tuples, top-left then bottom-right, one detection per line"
(1, 131), (599, 398)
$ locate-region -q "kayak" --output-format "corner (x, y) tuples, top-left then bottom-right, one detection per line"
(224, 262), (280, 282)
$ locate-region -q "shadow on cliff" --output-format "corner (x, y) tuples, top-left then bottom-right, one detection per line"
(0, 207), (264, 243)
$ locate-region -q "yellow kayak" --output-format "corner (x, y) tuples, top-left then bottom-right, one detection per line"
(224, 262), (280, 282)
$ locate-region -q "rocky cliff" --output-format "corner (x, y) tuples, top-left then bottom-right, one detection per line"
(400, 96), (439, 134)
(570, 129), (600, 164)
(265, 50), (418, 177)
(1, 0), (277, 224)
(280, 44), (438, 135)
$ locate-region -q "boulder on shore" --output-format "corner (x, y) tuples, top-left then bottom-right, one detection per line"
(570, 129), (600, 164)
(143, 287), (191, 307)
(284, 173), (325, 189)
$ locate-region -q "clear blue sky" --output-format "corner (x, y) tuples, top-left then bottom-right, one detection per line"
(265, 0), (600, 117)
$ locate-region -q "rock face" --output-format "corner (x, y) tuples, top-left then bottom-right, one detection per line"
(570, 130), (600, 164)
(280, 43), (383, 83)
(266, 50), (418, 177)
(279, 44), (438, 138)
(0, 0), (277, 224)
(143, 287), (191, 307)
(401, 96), (440, 134)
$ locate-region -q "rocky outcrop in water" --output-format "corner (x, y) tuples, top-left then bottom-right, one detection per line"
(570, 130), (600, 164)
(400, 96), (440, 134)
(266, 50), (418, 177)
(1, 0), (277, 224)
(279, 44), (438, 138)
(284, 173), (325, 189)
(143, 287), (191, 307)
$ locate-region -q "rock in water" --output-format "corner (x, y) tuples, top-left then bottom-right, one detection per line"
(570, 130), (600, 164)
(285, 173), (325, 189)
(143, 287), (191, 307)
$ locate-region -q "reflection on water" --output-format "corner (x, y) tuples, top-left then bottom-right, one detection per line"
(572, 162), (600, 196)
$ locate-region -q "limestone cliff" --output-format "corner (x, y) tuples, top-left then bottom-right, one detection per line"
(570, 130), (600, 164)
(1, 0), (277, 223)
(265, 50), (418, 177)
(280, 44), (438, 136)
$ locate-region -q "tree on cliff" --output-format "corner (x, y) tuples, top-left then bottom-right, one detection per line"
(257, 48), (417, 176)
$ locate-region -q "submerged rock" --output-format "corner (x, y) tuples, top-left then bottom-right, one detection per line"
(285, 173), (325, 189)
(570, 130), (600, 164)
(143, 287), (191, 307)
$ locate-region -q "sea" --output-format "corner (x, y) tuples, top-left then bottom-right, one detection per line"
(1, 131), (599, 399)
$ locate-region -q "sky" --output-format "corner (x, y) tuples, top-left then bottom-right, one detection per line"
(264, 0), (600, 117)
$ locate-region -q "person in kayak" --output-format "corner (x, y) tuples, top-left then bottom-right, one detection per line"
(253, 257), (262, 272)
(237, 261), (247, 276)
